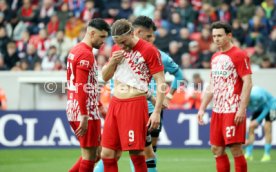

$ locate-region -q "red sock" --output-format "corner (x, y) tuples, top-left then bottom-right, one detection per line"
(79, 159), (95, 172)
(102, 158), (118, 172)
(215, 154), (230, 172)
(130, 155), (147, 172)
(234, 155), (247, 172)
(69, 156), (82, 172)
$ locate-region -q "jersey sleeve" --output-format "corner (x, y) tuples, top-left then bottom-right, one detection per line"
(75, 54), (94, 115)
(234, 51), (252, 78)
(145, 47), (164, 75)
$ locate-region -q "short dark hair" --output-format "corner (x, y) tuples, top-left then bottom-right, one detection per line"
(133, 16), (157, 31)
(211, 21), (232, 34)
(88, 18), (110, 33)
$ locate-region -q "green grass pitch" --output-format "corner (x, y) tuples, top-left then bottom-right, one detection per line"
(0, 148), (275, 171)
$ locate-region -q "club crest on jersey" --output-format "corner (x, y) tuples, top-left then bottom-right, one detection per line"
(80, 60), (90, 68)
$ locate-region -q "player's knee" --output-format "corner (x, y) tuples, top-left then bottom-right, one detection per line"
(229, 144), (243, 157)
(100, 148), (116, 159)
(211, 146), (224, 156)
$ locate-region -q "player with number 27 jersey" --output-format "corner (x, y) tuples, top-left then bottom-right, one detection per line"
(210, 46), (252, 145)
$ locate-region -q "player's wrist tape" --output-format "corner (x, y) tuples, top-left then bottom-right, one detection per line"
(146, 90), (153, 100)
(166, 93), (173, 99)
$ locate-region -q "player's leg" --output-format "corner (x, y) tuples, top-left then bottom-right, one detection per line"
(129, 150), (147, 172)
(225, 113), (247, 172)
(229, 144), (247, 172)
(211, 145), (230, 172)
(129, 131), (157, 172)
(94, 149), (122, 172)
(69, 120), (101, 172)
(79, 147), (98, 172)
(150, 110), (163, 154)
(210, 112), (230, 172)
(245, 111), (260, 160)
(261, 120), (272, 162)
(119, 96), (148, 172)
(144, 144), (157, 172)
(100, 97), (121, 172)
(101, 147), (119, 172)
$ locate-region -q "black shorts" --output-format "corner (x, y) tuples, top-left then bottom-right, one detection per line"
(251, 109), (272, 122)
(148, 110), (164, 138)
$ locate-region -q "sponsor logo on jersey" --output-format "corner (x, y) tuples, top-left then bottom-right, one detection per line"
(80, 60), (90, 68)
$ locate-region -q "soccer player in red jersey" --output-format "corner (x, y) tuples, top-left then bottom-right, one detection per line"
(100, 19), (166, 172)
(66, 18), (110, 172)
(197, 21), (252, 172)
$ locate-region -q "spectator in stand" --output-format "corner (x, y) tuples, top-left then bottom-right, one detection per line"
(133, 0), (155, 19)
(6, 12), (27, 41)
(251, 43), (270, 66)
(65, 12), (85, 40)
(237, 0), (256, 27)
(18, 0), (37, 24)
(217, 2), (232, 23)
(168, 40), (182, 66)
(197, 26), (212, 52)
(232, 19), (246, 45)
(188, 41), (201, 68)
(118, 0), (133, 19)
(56, 2), (70, 30)
(154, 26), (172, 53)
(181, 53), (192, 69)
(246, 15), (269, 46)
(169, 12), (185, 39)
(0, 25), (10, 54)
(4, 41), (20, 70)
(50, 30), (74, 64)
(198, 3), (217, 29)
(261, 0), (275, 19)
(67, 0), (85, 17)
(22, 44), (41, 70)
(38, 0), (55, 25)
(0, 54), (7, 70)
(260, 56), (275, 68)
(47, 13), (59, 37)
(153, 9), (170, 30)
(178, 27), (191, 53)
(102, 3), (120, 21)
(17, 30), (31, 58)
(267, 28), (276, 57)
(184, 73), (205, 109)
(0, 87), (7, 110)
(41, 45), (60, 71)
(80, 0), (100, 23)
(0, 0), (13, 22)
(174, 0), (196, 32)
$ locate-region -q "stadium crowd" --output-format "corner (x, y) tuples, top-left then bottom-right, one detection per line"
(0, 0), (276, 72)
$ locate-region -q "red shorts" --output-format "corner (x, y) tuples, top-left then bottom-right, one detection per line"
(70, 120), (101, 148)
(101, 96), (148, 151)
(210, 112), (246, 146)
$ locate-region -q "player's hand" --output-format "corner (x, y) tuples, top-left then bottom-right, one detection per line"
(147, 112), (161, 132)
(75, 115), (89, 137)
(234, 108), (246, 125)
(249, 120), (259, 128)
(99, 105), (107, 119)
(110, 50), (124, 65)
(197, 109), (205, 125)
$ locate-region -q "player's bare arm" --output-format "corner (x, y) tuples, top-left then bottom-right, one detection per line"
(235, 74), (252, 125)
(197, 80), (213, 125)
(102, 50), (124, 82)
(147, 71), (166, 131)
